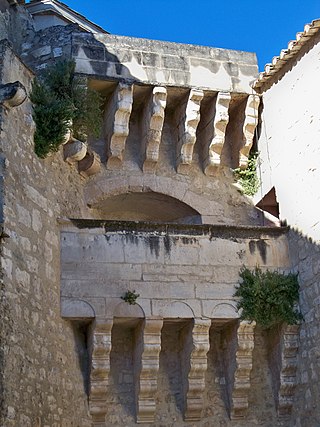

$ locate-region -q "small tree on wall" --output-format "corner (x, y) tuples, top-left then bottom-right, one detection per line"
(30, 60), (102, 158)
(234, 267), (302, 329)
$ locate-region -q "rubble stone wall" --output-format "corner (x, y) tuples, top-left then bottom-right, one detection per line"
(0, 43), (92, 427)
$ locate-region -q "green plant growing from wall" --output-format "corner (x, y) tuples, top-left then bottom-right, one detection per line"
(30, 60), (102, 158)
(234, 153), (260, 196)
(121, 290), (140, 305)
(234, 267), (302, 329)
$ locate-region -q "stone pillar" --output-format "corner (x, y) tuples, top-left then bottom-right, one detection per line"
(142, 87), (167, 173)
(239, 94), (260, 168)
(184, 318), (211, 421)
(136, 318), (163, 424)
(203, 91), (231, 175)
(104, 82), (133, 169)
(89, 318), (113, 426)
(176, 89), (204, 174)
(231, 320), (255, 419)
(278, 324), (299, 416)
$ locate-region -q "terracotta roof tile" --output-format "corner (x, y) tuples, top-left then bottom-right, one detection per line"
(253, 19), (320, 92)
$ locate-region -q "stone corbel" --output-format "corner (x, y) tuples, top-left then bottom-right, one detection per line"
(136, 318), (163, 424)
(239, 94), (260, 168)
(63, 138), (87, 163)
(89, 318), (113, 425)
(78, 149), (101, 177)
(278, 325), (299, 416)
(203, 91), (231, 175)
(231, 320), (255, 419)
(0, 81), (27, 108)
(184, 318), (211, 421)
(177, 89), (204, 174)
(143, 87), (167, 173)
(105, 82), (133, 170)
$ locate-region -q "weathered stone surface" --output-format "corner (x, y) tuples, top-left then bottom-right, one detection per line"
(63, 138), (87, 163)
(142, 86), (167, 172)
(231, 321), (255, 419)
(184, 319), (211, 421)
(176, 89), (203, 174)
(104, 82), (133, 169)
(239, 94), (260, 168)
(136, 318), (163, 424)
(0, 81), (27, 107)
(203, 91), (231, 175)
(89, 319), (113, 424)
(78, 150), (101, 177)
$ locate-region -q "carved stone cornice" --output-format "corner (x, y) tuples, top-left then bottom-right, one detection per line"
(89, 319), (113, 425)
(136, 318), (163, 424)
(203, 91), (231, 175)
(177, 89), (204, 174)
(184, 318), (211, 421)
(240, 94), (260, 168)
(231, 320), (255, 419)
(105, 82), (133, 170)
(143, 86), (167, 173)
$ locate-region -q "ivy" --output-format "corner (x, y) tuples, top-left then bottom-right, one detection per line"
(234, 153), (260, 196)
(234, 267), (302, 329)
(30, 60), (102, 158)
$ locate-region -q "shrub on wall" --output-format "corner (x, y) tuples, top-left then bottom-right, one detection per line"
(234, 267), (302, 329)
(30, 60), (102, 158)
(234, 153), (260, 196)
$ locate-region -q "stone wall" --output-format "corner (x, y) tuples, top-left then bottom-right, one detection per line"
(255, 30), (320, 427)
(60, 221), (290, 320)
(59, 220), (293, 426)
(0, 42), (93, 427)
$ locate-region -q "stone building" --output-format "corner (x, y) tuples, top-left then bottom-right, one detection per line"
(0, 1), (318, 426)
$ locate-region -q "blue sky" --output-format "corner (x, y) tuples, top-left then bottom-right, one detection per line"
(61, 0), (319, 70)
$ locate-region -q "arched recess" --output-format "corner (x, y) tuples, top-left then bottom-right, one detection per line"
(84, 175), (216, 223)
(90, 191), (201, 223)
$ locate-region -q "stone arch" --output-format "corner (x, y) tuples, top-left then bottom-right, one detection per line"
(156, 301), (195, 318)
(60, 298), (95, 319)
(113, 301), (145, 318)
(84, 174), (219, 222)
(211, 302), (239, 319)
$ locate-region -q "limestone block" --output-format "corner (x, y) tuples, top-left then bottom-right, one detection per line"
(176, 89), (204, 174)
(136, 318), (163, 424)
(143, 86), (167, 172)
(0, 81), (27, 108)
(89, 319), (113, 425)
(104, 83), (133, 169)
(231, 320), (255, 419)
(184, 318), (211, 421)
(78, 150), (101, 177)
(239, 94), (260, 168)
(63, 138), (87, 163)
(203, 92), (231, 175)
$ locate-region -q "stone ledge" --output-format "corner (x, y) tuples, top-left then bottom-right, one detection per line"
(58, 218), (289, 239)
